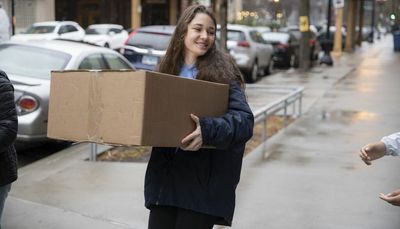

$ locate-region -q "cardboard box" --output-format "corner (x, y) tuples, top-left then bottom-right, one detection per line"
(47, 70), (229, 147)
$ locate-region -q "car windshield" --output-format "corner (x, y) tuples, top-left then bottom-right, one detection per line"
(126, 32), (171, 50)
(25, 25), (56, 34)
(262, 32), (289, 44)
(85, 28), (110, 35)
(0, 44), (71, 79)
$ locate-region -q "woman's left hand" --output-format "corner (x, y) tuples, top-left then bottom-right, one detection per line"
(180, 114), (203, 151)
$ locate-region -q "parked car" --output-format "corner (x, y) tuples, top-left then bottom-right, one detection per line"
(261, 31), (298, 68)
(279, 26), (321, 64)
(120, 25), (175, 71)
(11, 21), (85, 42)
(217, 24), (274, 83)
(0, 40), (134, 143)
(83, 24), (128, 49)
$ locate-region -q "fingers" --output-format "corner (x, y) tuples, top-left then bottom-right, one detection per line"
(180, 114), (202, 151)
(379, 192), (400, 206)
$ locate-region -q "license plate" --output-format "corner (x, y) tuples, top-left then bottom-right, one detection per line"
(142, 55), (158, 65)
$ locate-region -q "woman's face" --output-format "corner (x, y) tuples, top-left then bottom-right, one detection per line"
(184, 13), (215, 63)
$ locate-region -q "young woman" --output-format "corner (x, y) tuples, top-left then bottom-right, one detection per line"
(144, 5), (254, 229)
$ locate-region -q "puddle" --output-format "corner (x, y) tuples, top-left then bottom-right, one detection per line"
(320, 110), (377, 124)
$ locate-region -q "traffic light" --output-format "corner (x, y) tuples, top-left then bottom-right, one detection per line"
(390, 12), (396, 20)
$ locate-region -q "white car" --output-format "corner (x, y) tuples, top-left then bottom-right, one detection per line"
(217, 24), (274, 83)
(0, 40), (134, 144)
(11, 21), (85, 42)
(83, 24), (128, 49)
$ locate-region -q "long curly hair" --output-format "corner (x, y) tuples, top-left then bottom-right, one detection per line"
(158, 5), (244, 87)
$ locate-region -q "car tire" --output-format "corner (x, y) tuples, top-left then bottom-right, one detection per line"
(265, 59), (274, 76)
(246, 61), (258, 83)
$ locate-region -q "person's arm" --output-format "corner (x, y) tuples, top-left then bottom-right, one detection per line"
(359, 132), (400, 165)
(198, 82), (254, 150)
(0, 71), (18, 153)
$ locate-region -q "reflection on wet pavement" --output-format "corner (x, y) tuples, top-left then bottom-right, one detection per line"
(320, 110), (377, 123)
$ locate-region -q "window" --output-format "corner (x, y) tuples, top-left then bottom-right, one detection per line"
(103, 54), (132, 69)
(79, 54), (107, 69)
(66, 25), (78, 32)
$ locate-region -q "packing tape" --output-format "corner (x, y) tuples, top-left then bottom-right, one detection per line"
(87, 70), (104, 143)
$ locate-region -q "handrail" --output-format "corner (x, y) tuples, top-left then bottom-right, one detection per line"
(246, 84), (304, 149)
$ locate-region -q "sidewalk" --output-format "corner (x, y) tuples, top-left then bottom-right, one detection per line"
(4, 35), (400, 229)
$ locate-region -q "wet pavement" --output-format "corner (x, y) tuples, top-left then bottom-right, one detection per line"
(3, 35), (400, 229)
(234, 35), (400, 228)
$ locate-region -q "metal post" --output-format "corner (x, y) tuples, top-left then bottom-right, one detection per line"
(90, 143), (98, 161)
(283, 100), (288, 128)
(262, 113), (268, 153)
(320, 0), (334, 66)
(299, 93), (303, 116)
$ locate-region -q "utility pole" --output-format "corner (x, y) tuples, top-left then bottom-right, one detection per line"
(332, 0), (344, 55)
(218, 0), (228, 53)
(299, 0), (310, 70)
(345, 0), (357, 52)
(320, 0), (333, 66)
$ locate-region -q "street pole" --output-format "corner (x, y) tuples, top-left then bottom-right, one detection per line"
(11, 0), (15, 35)
(333, 4), (344, 55)
(299, 0), (311, 70)
(219, 0), (228, 53)
(320, 0), (333, 66)
(369, 0), (376, 43)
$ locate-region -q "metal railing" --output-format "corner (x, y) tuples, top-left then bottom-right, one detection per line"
(247, 84), (304, 148)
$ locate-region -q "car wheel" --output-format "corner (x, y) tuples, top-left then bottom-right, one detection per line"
(246, 62), (258, 83)
(265, 59), (274, 76)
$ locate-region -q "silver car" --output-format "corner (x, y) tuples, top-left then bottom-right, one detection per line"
(218, 24), (274, 83)
(0, 40), (135, 143)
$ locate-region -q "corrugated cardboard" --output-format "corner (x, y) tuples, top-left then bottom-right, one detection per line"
(47, 70), (229, 147)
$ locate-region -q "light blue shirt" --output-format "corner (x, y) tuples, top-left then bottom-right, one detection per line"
(381, 132), (400, 156)
(179, 64), (198, 79)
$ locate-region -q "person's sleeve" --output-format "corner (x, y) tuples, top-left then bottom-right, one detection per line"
(0, 71), (18, 152)
(199, 82), (254, 149)
(381, 132), (400, 156)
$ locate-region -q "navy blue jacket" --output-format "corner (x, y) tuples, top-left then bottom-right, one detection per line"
(0, 70), (18, 186)
(144, 82), (254, 226)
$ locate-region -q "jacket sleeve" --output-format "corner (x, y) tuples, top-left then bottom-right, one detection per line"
(199, 81), (254, 149)
(0, 71), (18, 153)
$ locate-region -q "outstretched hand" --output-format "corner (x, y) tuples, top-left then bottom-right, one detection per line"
(359, 141), (386, 165)
(379, 189), (400, 206)
(180, 114), (203, 151)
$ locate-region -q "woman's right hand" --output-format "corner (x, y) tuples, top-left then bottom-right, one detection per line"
(359, 141), (386, 165)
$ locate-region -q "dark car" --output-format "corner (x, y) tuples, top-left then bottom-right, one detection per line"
(120, 25), (175, 71)
(261, 31), (298, 68)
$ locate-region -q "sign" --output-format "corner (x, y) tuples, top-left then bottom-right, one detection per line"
(299, 16), (309, 32)
(334, 0), (344, 8)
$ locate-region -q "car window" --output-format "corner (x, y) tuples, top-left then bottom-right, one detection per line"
(66, 25), (78, 32)
(86, 28), (108, 35)
(79, 54), (107, 69)
(249, 31), (265, 43)
(103, 53), (132, 69)
(126, 32), (172, 50)
(110, 28), (122, 34)
(58, 25), (69, 34)
(26, 25), (55, 34)
(217, 30), (245, 42)
(0, 44), (70, 79)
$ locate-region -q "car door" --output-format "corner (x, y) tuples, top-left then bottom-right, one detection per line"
(58, 25), (83, 41)
(249, 30), (269, 68)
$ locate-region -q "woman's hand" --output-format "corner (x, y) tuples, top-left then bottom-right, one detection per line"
(359, 141), (386, 165)
(379, 189), (400, 206)
(180, 114), (203, 151)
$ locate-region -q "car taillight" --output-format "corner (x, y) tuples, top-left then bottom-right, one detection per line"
(276, 43), (289, 49)
(17, 95), (38, 114)
(237, 40), (250, 48)
(124, 29), (137, 45)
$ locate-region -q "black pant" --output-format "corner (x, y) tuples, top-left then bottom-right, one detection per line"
(148, 205), (217, 229)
